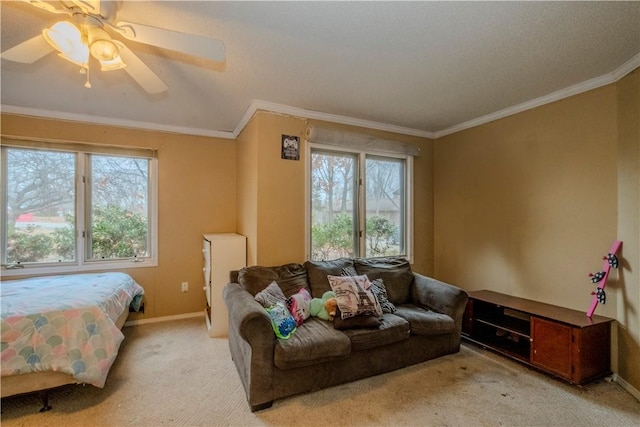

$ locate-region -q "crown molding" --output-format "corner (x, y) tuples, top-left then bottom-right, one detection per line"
(0, 105), (237, 139)
(612, 52), (640, 80)
(433, 52), (640, 139)
(232, 100), (436, 139)
(2, 52), (638, 141)
(1, 101), (431, 140)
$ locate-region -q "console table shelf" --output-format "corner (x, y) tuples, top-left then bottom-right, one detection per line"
(463, 290), (614, 385)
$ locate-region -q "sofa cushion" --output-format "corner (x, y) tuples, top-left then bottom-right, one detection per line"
(238, 263), (310, 297)
(353, 257), (414, 305)
(274, 317), (351, 370)
(333, 313), (382, 330)
(393, 304), (456, 336)
(342, 313), (410, 351)
(304, 258), (354, 297)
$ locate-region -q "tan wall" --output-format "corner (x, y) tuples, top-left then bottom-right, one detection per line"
(236, 115), (260, 266)
(434, 74), (640, 392)
(235, 113), (435, 274)
(409, 128), (435, 275)
(434, 85), (618, 310)
(236, 112), (309, 266)
(1, 114), (238, 321)
(255, 113), (308, 266)
(616, 69), (640, 390)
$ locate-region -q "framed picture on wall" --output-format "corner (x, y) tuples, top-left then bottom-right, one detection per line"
(281, 135), (300, 160)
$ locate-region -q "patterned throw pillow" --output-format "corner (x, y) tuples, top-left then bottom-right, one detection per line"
(328, 275), (383, 320)
(341, 267), (395, 314)
(285, 288), (312, 325)
(341, 266), (358, 277)
(265, 301), (297, 339)
(254, 281), (286, 308)
(369, 278), (396, 314)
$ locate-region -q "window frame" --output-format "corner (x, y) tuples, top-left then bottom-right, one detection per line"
(1, 137), (158, 277)
(306, 142), (413, 262)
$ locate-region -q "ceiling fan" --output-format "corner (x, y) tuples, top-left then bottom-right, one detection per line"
(1, 0), (226, 94)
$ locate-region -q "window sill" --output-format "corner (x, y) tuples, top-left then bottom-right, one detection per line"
(1, 258), (157, 278)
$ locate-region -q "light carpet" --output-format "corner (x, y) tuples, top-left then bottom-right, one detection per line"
(1, 317), (639, 427)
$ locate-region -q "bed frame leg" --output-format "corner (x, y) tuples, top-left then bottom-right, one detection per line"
(38, 391), (52, 412)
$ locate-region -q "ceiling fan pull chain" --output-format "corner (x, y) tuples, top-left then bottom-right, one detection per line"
(84, 65), (92, 88)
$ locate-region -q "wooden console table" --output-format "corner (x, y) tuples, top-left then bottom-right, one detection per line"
(463, 290), (614, 385)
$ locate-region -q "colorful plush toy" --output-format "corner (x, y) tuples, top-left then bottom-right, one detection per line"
(309, 291), (337, 321)
(323, 296), (338, 321)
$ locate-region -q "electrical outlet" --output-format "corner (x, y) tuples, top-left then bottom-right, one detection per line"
(181, 282), (189, 292)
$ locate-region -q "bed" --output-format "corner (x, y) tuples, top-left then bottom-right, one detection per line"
(1, 272), (144, 410)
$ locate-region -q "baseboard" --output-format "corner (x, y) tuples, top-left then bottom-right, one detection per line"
(124, 312), (203, 326)
(613, 373), (640, 401)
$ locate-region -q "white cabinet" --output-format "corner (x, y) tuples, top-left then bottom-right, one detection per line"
(203, 233), (246, 337)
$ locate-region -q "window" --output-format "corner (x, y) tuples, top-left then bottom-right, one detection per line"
(1, 139), (157, 276)
(309, 146), (412, 261)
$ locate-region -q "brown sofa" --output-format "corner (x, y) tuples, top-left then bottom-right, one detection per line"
(223, 257), (468, 411)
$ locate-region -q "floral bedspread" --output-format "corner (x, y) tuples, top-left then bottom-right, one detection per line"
(1, 272), (144, 387)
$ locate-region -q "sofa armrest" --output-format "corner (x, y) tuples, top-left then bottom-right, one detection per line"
(411, 273), (468, 329)
(223, 282), (276, 410)
(223, 282), (274, 344)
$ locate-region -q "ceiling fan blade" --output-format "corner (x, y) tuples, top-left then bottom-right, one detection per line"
(21, 0), (72, 15)
(118, 44), (168, 94)
(69, 0), (101, 14)
(21, 0), (61, 13)
(1, 34), (55, 64)
(116, 21), (225, 62)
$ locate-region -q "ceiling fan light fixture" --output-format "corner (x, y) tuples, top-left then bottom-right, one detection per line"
(88, 26), (119, 62)
(99, 55), (126, 71)
(90, 39), (118, 61)
(56, 48), (89, 68)
(43, 21), (89, 67)
(43, 21), (81, 54)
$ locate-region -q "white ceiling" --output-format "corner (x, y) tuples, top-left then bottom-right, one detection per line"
(2, 1), (639, 139)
